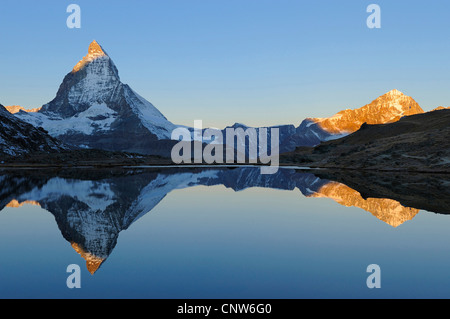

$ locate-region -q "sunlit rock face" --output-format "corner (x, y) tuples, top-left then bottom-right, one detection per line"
(15, 40), (177, 155)
(71, 242), (106, 275)
(72, 40), (108, 73)
(432, 106), (450, 111)
(310, 181), (419, 227)
(307, 89), (424, 135)
(282, 90), (425, 151)
(4, 106), (41, 114)
(6, 199), (41, 208)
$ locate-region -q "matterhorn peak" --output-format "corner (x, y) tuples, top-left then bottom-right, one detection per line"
(88, 40), (106, 56)
(16, 39), (176, 152)
(72, 40), (109, 73)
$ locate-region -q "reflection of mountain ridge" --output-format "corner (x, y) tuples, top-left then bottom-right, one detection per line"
(0, 168), (330, 273)
(313, 170), (450, 216)
(19, 172), (167, 274)
(310, 181), (420, 227)
(1, 167), (448, 274)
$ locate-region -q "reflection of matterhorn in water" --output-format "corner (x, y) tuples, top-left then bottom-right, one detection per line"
(0, 167), (426, 274)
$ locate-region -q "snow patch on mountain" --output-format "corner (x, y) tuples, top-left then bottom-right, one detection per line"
(123, 85), (176, 139)
(18, 178), (116, 212)
(124, 169), (221, 225)
(68, 57), (121, 106)
(19, 103), (118, 136)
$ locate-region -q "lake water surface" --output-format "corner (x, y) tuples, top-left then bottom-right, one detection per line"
(0, 167), (449, 299)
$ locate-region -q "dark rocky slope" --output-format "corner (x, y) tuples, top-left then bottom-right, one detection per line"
(0, 104), (63, 157)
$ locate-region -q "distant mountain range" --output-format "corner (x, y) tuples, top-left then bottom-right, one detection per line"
(0, 40), (446, 161)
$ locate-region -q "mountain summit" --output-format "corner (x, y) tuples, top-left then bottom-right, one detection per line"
(307, 89), (424, 135)
(16, 40), (177, 155)
(279, 89), (425, 151)
(72, 40), (108, 73)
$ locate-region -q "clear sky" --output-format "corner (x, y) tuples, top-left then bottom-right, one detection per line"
(0, 0), (449, 128)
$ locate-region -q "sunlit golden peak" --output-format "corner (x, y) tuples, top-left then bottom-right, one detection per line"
(72, 40), (107, 73)
(4, 105), (41, 114)
(71, 242), (105, 275)
(386, 89), (404, 96)
(6, 199), (41, 208)
(432, 106), (450, 111)
(88, 40), (106, 56)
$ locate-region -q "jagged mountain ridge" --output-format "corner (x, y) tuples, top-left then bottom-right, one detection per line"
(5, 105), (41, 114)
(309, 89), (424, 134)
(280, 89), (425, 151)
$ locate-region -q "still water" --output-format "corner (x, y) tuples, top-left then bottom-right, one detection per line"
(0, 167), (449, 299)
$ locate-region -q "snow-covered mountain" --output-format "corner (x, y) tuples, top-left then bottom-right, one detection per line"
(0, 103), (63, 157)
(16, 40), (177, 155)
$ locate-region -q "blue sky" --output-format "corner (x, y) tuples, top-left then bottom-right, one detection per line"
(0, 0), (449, 128)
